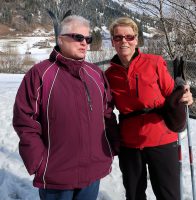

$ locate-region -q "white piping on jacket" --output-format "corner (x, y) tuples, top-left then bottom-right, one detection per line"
(104, 84), (109, 111)
(82, 67), (114, 165)
(85, 64), (109, 111)
(32, 60), (57, 125)
(30, 53), (60, 188)
(84, 64), (101, 78)
(43, 67), (59, 188)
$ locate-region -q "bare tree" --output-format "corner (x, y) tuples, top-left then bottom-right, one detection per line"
(123, 0), (196, 59)
(164, 0), (196, 59)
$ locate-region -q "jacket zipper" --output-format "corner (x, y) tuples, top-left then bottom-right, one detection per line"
(136, 74), (139, 97)
(81, 67), (114, 169)
(83, 81), (93, 111)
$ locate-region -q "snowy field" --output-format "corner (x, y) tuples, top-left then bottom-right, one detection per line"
(0, 36), (113, 73)
(0, 73), (196, 200)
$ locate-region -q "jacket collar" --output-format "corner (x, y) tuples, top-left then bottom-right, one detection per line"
(49, 46), (85, 78)
(111, 48), (140, 68)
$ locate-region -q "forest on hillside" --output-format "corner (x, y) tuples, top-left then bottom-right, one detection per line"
(0, 0), (196, 59)
(0, 0), (196, 60)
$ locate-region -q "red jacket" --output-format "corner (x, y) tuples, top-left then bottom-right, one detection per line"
(105, 49), (178, 149)
(13, 47), (118, 189)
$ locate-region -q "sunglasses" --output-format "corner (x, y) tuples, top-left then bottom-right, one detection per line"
(60, 33), (93, 44)
(113, 35), (136, 42)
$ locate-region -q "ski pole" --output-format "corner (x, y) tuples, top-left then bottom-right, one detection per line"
(186, 105), (196, 200)
(178, 132), (183, 200)
(173, 56), (184, 200)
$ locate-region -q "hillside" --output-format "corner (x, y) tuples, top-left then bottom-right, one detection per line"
(0, 0), (154, 37)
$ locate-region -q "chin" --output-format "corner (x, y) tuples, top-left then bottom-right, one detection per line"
(77, 53), (85, 59)
(120, 52), (130, 57)
(75, 55), (85, 60)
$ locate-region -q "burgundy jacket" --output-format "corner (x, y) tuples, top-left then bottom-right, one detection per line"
(105, 49), (178, 149)
(13, 48), (118, 189)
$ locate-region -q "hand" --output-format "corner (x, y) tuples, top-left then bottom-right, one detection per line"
(179, 84), (193, 105)
(111, 141), (120, 156)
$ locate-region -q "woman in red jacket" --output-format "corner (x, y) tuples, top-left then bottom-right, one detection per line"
(105, 17), (193, 200)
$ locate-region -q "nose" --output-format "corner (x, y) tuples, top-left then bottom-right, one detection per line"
(80, 39), (88, 45)
(122, 37), (127, 42)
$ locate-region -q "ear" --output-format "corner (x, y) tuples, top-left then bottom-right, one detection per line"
(135, 36), (138, 47)
(111, 39), (115, 47)
(58, 37), (63, 46)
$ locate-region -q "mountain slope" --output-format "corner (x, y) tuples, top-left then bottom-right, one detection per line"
(0, 0), (142, 36)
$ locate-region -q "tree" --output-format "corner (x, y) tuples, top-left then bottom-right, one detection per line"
(123, 0), (196, 59)
(90, 29), (102, 51)
(1, 5), (12, 24)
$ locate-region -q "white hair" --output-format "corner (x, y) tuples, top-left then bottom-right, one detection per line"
(59, 15), (90, 35)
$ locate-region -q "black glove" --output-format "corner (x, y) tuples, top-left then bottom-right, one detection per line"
(162, 78), (186, 132)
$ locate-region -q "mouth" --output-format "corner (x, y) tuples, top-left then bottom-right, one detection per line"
(120, 46), (129, 49)
(79, 49), (86, 53)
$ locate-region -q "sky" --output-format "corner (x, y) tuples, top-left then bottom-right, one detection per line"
(0, 73), (196, 200)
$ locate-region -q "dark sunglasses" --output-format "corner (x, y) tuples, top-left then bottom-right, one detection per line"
(113, 35), (136, 42)
(61, 33), (93, 44)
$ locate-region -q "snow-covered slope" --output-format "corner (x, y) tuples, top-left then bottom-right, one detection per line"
(0, 73), (196, 199)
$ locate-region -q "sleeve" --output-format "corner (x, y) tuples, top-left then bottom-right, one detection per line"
(156, 57), (186, 132)
(12, 68), (46, 175)
(156, 56), (175, 97)
(162, 83), (186, 132)
(102, 72), (120, 155)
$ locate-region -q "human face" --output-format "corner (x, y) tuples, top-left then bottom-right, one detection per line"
(112, 25), (138, 63)
(58, 23), (90, 60)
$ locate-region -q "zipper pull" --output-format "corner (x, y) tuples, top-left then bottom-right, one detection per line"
(89, 103), (93, 111)
(136, 74), (139, 97)
(83, 82), (93, 112)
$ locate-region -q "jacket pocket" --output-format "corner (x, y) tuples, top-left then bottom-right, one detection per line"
(91, 130), (112, 161)
(35, 148), (48, 181)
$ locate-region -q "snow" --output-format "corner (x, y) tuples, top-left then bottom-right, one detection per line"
(0, 37), (54, 55)
(0, 35), (113, 67)
(111, 0), (144, 15)
(0, 73), (196, 200)
(0, 37), (54, 68)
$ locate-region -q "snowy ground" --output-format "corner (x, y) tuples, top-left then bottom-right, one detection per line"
(0, 73), (196, 200)
(0, 36), (113, 73)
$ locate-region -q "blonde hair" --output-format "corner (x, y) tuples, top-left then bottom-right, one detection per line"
(109, 17), (138, 36)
